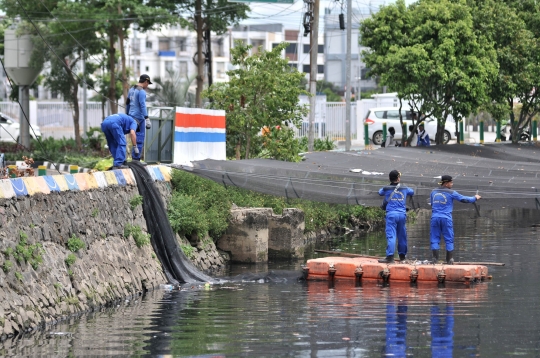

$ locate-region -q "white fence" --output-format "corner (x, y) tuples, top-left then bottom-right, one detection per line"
(295, 102), (357, 141)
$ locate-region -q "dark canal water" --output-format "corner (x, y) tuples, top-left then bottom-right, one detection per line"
(3, 209), (540, 357)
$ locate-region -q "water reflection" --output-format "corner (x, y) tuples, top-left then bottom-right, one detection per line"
(430, 304), (453, 358)
(384, 300), (408, 356)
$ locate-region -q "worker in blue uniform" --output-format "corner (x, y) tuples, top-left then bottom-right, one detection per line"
(101, 113), (138, 169)
(126, 74), (152, 162)
(417, 123), (430, 146)
(430, 175), (481, 264)
(378, 170), (415, 263)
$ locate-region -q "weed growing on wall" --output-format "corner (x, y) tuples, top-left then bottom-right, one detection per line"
(124, 224), (151, 248)
(129, 195), (143, 211)
(180, 244), (195, 260)
(11, 232), (44, 270)
(65, 253), (76, 267)
(91, 208), (99, 218)
(67, 235), (86, 252)
(2, 260), (12, 273)
(14, 272), (23, 282)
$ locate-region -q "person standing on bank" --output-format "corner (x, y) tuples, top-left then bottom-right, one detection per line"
(101, 113), (138, 169)
(417, 123), (430, 146)
(378, 170), (415, 263)
(430, 175), (481, 264)
(127, 74), (152, 162)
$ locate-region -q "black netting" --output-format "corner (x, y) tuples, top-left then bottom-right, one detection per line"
(176, 143), (540, 212)
(127, 161), (217, 284)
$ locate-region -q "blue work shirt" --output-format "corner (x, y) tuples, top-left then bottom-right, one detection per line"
(126, 85), (148, 121)
(430, 188), (477, 220)
(104, 113), (138, 134)
(379, 184), (415, 214)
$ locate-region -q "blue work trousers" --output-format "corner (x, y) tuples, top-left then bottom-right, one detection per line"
(132, 123), (145, 160)
(101, 120), (127, 167)
(385, 212), (407, 257)
(430, 217), (454, 251)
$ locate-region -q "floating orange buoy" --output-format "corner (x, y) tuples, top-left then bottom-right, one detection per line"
(305, 257), (488, 283)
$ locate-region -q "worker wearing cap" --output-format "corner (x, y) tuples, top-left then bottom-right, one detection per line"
(126, 74), (152, 162)
(378, 170), (415, 263)
(417, 123), (430, 146)
(430, 175), (481, 264)
(101, 113), (138, 169)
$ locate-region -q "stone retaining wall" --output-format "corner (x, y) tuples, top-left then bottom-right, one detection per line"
(0, 166), (223, 339)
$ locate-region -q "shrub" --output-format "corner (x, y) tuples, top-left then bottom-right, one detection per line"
(180, 244), (195, 260)
(124, 224), (151, 248)
(258, 126), (303, 162)
(65, 253), (76, 267)
(2, 260), (12, 273)
(67, 235), (86, 252)
(129, 195), (143, 211)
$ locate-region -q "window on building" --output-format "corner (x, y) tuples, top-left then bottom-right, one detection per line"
(303, 64), (310, 73)
(318, 44), (324, 53)
(318, 64), (324, 74)
(145, 41), (152, 50)
(288, 63), (297, 69)
(303, 44), (310, 53)
(214, 38), (224, 57)
(159, 38), (170, 51)
(179, 61), (188, 75)
(285, 43), (297, 54)
(272, 43), (280, 49)
(177, 37), (187, 52)
(216, 62), (226, 79)
(145, 66), (149, 72)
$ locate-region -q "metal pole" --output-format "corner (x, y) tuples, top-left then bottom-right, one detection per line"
(308, 0), (320, 151)
(345, 0), (352, 151)
(19, 85), (30, 148)
(479, 120), (484, 144)
(82, 54), (88, 135)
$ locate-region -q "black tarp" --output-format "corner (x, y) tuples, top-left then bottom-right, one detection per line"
(127, 161), (217, 284)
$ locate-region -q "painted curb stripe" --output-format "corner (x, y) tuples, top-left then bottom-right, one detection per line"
(113, 170), (127, 186)
(93, 172), (108, 188)
(158, 166), (172, 181)
(11, 178), (28, 197)
(85, 173), (99, 189)
(121, 169), (135, 185)
(33, 177), (51, 195)
(152, 167), (165, 181)
(146, 166), (157, 181)
(0, 179), (15, 199)
(64, 175), (80, 191)
(103, 171), (118, 186)
(73, 173), (89, 191)
(52, 175), (69, 191)
(43, 176), (61, 192)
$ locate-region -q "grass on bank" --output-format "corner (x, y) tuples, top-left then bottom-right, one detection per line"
(168, 169), (385, 242)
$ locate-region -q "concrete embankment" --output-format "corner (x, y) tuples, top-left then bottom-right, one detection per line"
(0, 167), (223, 338)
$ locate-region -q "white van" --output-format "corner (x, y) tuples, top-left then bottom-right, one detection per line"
(363, 107), (455, 145)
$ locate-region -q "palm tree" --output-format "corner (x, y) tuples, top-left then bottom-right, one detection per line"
(152, 69), (196, 107)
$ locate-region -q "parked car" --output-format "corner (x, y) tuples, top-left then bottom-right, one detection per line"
(0, 112), (42, 143)
(363, 107), (455, 145)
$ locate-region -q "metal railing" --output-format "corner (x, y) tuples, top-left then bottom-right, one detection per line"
(294, 102), (357, 141)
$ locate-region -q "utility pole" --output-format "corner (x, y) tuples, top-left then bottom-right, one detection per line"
(82, 54), (88, 135)
(345, 0), (352, 151)
(195, 0), (204, 107)
(307, 0), (319, 152)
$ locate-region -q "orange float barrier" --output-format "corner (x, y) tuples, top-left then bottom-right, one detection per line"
(304, 257), (488, 284)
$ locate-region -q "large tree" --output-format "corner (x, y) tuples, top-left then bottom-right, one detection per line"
(203, 41), (309, 159)
(360, 0), (497, 144)
(148, 0), (249, 107)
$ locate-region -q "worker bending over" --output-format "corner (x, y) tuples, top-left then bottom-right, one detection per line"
(101, 113), (138, 170)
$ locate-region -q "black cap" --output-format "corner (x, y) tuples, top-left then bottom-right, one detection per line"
(389, 170), (401, 182)
(139, 74), (152, 84)
(440, 175), (453, 184)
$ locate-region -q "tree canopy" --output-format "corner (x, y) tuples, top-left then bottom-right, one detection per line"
(203, 41), (309, 159)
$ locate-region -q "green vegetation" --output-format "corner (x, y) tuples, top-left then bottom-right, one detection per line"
(67, 235), (86, 252)
(65, 253), (76, 267)
(14, 272), (23, 282)
(124, 224), (151, 248)
(180, 244), (195, 260)
(203, 41), (309, 160)
(299, 136), (336, 152)
(169, 169), (384, 241)
(91, 208), (99, 218)
(129, 195), (143, 211)
(2, 260), (12, 273)
(11, 232), (44, 270)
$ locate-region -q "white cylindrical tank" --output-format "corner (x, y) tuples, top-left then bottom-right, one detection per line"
(4, 29), (41, 86)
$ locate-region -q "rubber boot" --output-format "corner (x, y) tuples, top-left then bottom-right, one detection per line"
(446, 251), (454, 265)
(399, 254), (406, 262)
(378, 255), (394, 264)
(432, 250), (439, 264)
